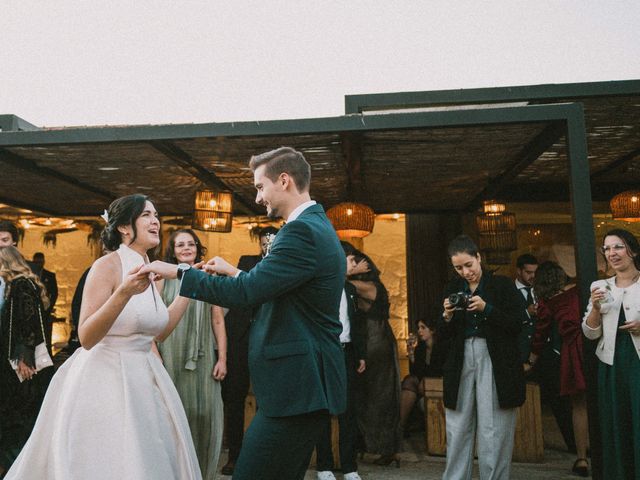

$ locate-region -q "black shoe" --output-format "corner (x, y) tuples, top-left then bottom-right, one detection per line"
(571, 458), (589, 477)
(221, 460), (235, 476)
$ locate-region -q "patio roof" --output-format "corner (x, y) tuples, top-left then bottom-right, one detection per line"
(0, 80), (638, 218)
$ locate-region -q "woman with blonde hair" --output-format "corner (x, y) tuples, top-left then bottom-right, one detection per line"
(0, 246), (52, 476)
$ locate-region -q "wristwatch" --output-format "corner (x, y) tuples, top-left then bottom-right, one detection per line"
(176, 263), (191, 280)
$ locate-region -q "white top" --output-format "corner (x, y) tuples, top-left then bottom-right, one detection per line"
(338, 289), (351, 343)
(287, 200), (317, 223)
(582, 275), (640, 365)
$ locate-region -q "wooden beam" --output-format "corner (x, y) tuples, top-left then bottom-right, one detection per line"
(148, 140), (259, 215)
(339, 132), (364, 201)
(591, 147), (640, 180)
(0, 148), (115, 201)
(469, 121), (566, 208)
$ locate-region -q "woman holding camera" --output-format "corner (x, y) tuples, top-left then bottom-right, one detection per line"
(440, 235), (525, 480)
(583, 228), (640, 479)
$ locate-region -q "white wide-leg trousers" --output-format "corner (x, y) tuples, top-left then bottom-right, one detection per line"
(442, 337), (517, 480)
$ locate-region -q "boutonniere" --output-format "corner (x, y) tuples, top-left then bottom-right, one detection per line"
(264, 233), (276, 257)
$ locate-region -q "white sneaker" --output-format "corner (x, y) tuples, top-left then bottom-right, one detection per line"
(317, 471), (337, 480)
(343, 473), (362, 480)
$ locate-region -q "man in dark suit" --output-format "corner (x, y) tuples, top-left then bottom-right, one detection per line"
(315, 273), (366, 480)
(32, 252), (58, 316)
(220, 225), (279, 476)
(143, 147), (347, 480)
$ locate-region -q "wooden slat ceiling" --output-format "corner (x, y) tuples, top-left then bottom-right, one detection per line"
(0, 88), (638, 218)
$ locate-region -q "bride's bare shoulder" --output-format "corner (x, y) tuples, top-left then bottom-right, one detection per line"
(88, 251), (121, 279)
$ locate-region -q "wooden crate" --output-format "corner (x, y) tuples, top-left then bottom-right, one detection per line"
(422, 379), (544, 463)
(423, 377), (447, 456)
(513, 382), (544, 463)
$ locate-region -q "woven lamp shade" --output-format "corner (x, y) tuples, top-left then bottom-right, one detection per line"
(610, 190), (640, 222)
(192, 190), (233, 232)
(326, 202), (375, 239)
(476, 201), (517, 264)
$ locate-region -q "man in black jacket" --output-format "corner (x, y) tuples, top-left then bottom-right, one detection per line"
(220, 226), (278, 476)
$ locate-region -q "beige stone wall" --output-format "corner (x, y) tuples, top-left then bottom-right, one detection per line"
(18, 228), (97, 346)
(16, 218), (409, 357)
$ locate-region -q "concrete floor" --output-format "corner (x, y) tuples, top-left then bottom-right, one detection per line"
(217, 408), (591, 479)
(217, 438), (589, 480)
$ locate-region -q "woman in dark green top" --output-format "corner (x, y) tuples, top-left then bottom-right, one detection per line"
(583, 228), (640, 479)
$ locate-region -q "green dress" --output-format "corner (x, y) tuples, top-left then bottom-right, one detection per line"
(598, 306), (640, 479)
(159, 279), (223, 480)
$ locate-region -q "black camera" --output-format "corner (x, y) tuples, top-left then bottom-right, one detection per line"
(448, 292), (472, 310)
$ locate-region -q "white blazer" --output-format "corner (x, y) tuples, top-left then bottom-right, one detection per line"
(582, 276), (640, 365)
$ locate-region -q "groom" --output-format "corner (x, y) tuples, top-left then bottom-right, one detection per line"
(143, 147), (347, 480)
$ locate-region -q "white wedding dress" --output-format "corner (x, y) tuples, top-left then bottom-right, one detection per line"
(5, 244), (202, 480)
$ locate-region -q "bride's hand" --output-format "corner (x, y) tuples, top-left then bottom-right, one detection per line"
(120, 264), (151, 296)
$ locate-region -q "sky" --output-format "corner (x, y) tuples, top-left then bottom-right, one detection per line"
(1, 1), (639, 128)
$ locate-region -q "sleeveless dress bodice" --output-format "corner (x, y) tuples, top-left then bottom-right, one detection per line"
(96, 244), (168, 352)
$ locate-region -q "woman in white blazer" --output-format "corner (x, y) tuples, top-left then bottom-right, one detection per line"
(582, 228), (640, 479)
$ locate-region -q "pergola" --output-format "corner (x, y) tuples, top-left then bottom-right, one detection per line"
(2, 80), (640, 302)
(2, 80), (639, 478)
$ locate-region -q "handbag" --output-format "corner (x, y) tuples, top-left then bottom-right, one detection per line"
(7, 281), (54, 382)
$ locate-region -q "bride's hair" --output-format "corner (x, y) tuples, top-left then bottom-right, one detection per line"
(101, 194), (151, 251)
(0, 246), (50, 308)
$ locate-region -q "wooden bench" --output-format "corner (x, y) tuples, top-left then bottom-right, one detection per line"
(422, 378), (544, 462)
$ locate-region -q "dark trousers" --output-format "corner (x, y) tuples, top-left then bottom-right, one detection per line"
(221, 338), (250, 462)
(316, 343), (358, 474)
(233, 409), (329, 480)
(534, 346), (576, 452)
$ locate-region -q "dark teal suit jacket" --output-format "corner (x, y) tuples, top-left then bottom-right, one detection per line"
(180, 204), (347, 417)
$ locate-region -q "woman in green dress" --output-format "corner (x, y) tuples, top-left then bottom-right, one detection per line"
(583, 228), (640, 479)
(159, 229), (227, 480)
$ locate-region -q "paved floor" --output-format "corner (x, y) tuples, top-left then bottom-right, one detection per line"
(217, 408), (591, 479)
(217, 438), (589, 479)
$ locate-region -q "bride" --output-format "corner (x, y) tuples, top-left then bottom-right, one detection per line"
(5, 194), (202, 480)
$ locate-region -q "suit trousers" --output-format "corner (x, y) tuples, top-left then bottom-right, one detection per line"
(443, 338), (517, 480)
(221, 337), (250, 462)
(316, 343), (358, 474)
(233, 409), (330, 480)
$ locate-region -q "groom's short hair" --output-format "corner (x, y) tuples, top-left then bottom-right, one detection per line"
(249, 147), (311, 193)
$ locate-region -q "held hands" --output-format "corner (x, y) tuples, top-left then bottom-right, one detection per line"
(526, 303), (538, 317)
(120, 264), (153, 296)
(203, 257), (238, 277)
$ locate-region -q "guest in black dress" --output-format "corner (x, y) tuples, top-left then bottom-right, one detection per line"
(345, 246), (401, 467)
(399, 319), (445, 433)
(0, 246), (53, 476)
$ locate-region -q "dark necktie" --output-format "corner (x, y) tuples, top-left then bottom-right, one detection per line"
(524, 287), (533, 307)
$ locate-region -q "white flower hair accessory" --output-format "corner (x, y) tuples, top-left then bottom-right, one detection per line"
(100, 209), (110, 224)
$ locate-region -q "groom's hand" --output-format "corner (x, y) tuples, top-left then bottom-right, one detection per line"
(140, 260), (179, 280)
(203, 256), (239, 277)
